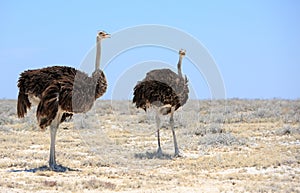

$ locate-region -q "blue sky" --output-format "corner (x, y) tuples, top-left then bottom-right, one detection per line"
(1, 1), (299, 99)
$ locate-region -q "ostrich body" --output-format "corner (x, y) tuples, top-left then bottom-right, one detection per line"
(17, 31), (110, 172)
(133, 49), (189, 157)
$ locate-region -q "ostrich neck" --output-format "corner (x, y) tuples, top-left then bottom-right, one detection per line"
(177, 56), (183, 77)
(95, 38), (101, 70)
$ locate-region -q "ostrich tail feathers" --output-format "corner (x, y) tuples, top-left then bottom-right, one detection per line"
(17, 92), (31, 118)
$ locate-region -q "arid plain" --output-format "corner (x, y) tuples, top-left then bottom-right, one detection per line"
(0, 99), (299, 192)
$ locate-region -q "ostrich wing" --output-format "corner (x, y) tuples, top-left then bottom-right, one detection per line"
(36, 83), (60, 130)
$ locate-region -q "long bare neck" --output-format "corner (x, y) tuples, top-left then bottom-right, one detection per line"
(95, 37), (101, 70)
(177, 55), (183, 77)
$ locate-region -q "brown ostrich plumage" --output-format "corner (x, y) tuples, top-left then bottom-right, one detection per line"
(134, 68), (189, 114)
(17, 66), (107, 129)
(16, 31), (110, 172)
(133, 49), (189, 157)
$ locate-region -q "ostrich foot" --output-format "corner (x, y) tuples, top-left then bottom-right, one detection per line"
(49, 164), (77, 172)
(156, 148), (163, 158)
(174, 149), (182, 158)
(174, 152), (183, 158)
(174, 148), (184, 158)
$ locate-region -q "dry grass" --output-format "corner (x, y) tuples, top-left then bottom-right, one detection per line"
(0, 99), (299, 192)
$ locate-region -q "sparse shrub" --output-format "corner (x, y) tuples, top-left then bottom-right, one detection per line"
(276, 125), (300, 135)
(81, 178), (116, 190)
(199, 132), (245, 146)
(212, 113), (225, 123)
(195, 123), (224, 136)
(256, 108), (267, 118)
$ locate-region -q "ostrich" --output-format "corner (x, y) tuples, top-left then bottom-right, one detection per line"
(17, 31), (110, 172)
(133, 49), (189, 157)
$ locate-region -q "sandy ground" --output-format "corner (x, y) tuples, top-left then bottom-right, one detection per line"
(0, 99), (299, 192)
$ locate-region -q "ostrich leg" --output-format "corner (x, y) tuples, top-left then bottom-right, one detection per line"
(49, 123), (58, 169)
(170, 107), (180, 157)
(155, 111), (162, 156)
(48, 112), (68, 172)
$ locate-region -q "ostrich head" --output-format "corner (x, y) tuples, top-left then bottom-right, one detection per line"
(97, 31), (111, 40)
(177, 49), (186, 77)
(179, 49), (186, 57)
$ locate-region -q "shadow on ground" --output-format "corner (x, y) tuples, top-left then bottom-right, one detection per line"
(9, 165), (80, 173)
(134, 151), (173, 160)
